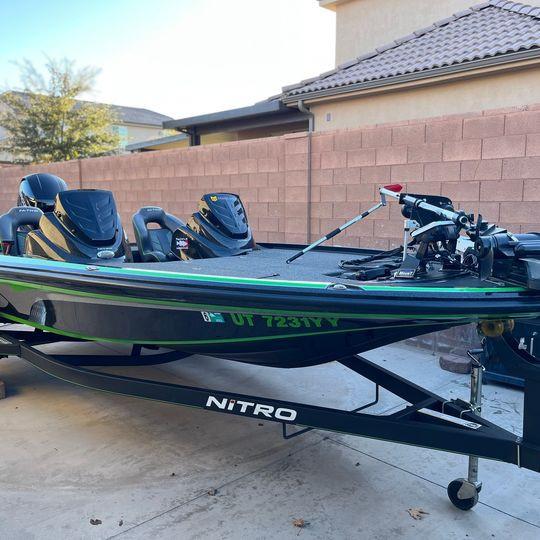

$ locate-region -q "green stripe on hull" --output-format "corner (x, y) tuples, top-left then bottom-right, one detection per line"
(360, 284), (526, 293)
(0, 255), (329, 289)
(0, 312), (462, 346)
(0, 255), (527, 293)
(0, 278), (530, 321)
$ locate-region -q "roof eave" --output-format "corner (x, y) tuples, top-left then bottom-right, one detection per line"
(125, 133), (188, 152)
(118, 120), (166, 128)
(282, 48), (540, 104)
(163, 100), (292, 131)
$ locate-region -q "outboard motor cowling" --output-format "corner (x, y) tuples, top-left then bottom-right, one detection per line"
(196, 193), (252, 240)
(25, 189), (131, 264)
(171, 193), (256, 260)
(18, 173), (68, 212)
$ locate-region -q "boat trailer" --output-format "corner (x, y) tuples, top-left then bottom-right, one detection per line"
(0, 327), (538, 511)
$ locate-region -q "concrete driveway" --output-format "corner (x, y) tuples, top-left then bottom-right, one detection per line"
(0, 338), (539, 539)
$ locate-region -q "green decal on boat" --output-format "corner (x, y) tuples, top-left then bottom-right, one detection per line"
(201, 312), (225, 323)
(0, 278), (535, 322)
(0, 312), (463, 346)
(359, 284), (527, 293)
(230, 314), (341, 328)
(0, 255), (528, 293)
(0, 255), (330, 289)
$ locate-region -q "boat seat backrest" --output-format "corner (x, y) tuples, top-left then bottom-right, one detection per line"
(0, 206), (43, 256)
(132, 206), (186, 262)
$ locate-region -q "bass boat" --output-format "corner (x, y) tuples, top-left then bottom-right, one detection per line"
(0, 176), (538, 368)
(1, 173), (540, 511)
(0, 175), (540, 367)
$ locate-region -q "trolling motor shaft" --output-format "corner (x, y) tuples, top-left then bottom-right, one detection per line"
(286, 184), (402, 264)
(286, 184), (471, 264)
(286, 200), (385, 264)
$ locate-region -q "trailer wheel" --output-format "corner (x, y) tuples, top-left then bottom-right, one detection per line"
(447, 479), (480, 511)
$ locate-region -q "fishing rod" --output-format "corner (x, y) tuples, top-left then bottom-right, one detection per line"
(286, 184), (472, 264)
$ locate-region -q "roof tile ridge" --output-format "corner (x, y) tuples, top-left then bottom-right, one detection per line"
(488, 0), (540, 17)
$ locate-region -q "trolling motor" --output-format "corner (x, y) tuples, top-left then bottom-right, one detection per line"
(380, 186), (469, 278)
(381, 187), (540, 287)
(287, 184), (540, 288)
(380, 185), (472, 228)
(286, 184), (467, 266)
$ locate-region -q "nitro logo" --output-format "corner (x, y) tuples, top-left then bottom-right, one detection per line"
(205, 396), (297, 421)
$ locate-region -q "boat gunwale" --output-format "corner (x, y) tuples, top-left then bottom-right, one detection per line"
(0, 253), (531, 297)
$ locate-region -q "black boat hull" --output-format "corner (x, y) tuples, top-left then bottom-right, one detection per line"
(0, 254), (539, 367)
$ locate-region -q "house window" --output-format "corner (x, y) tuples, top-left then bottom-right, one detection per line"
(112, 125), (129, 148)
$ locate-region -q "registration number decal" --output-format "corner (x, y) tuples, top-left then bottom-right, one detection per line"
(230, 313), (339, 328)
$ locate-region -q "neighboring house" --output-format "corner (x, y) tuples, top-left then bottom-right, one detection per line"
(0, 126), (12, 164)
(0, 94), (173, 162)
(145, 0), (539, 149)
(129, 98), (310, 152)
(285, 0), (540, 129)
(126, 133), (189, 153)
(105, 102), (173, 150)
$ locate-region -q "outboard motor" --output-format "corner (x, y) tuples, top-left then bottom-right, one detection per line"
(18, 173), (68, 212)
(171, 193), (256, 260)
(25, 189), (131, 264)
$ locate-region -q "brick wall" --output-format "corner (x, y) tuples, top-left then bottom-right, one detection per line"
(0, 103), (539, 246)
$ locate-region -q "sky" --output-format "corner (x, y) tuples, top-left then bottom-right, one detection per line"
(0, 0), (335, 119)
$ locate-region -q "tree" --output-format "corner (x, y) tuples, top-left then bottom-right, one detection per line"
(0, 58), (120, 163)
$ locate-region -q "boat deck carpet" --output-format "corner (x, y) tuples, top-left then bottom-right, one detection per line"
(124, 247), (355, 283)
(121, 246), (491, 289)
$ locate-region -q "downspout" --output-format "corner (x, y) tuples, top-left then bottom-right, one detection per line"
(297, 100), (314, 242)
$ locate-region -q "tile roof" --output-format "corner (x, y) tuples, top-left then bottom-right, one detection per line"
(283, 0), (540, 99)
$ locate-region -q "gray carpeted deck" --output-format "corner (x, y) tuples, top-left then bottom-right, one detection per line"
(122, 246), (485, 288)
(124, 247), (359, 282)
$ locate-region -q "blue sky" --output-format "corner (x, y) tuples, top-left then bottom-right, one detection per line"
(1, 0), (335, 118)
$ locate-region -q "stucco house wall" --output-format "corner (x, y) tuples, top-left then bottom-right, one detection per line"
(310, 67), (540, 130)
(118, 124), (170, 150)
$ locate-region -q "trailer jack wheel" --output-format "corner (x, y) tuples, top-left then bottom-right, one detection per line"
(447, 478), (481, 510)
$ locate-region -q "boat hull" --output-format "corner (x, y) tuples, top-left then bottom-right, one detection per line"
(0, 255), (539, 367)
